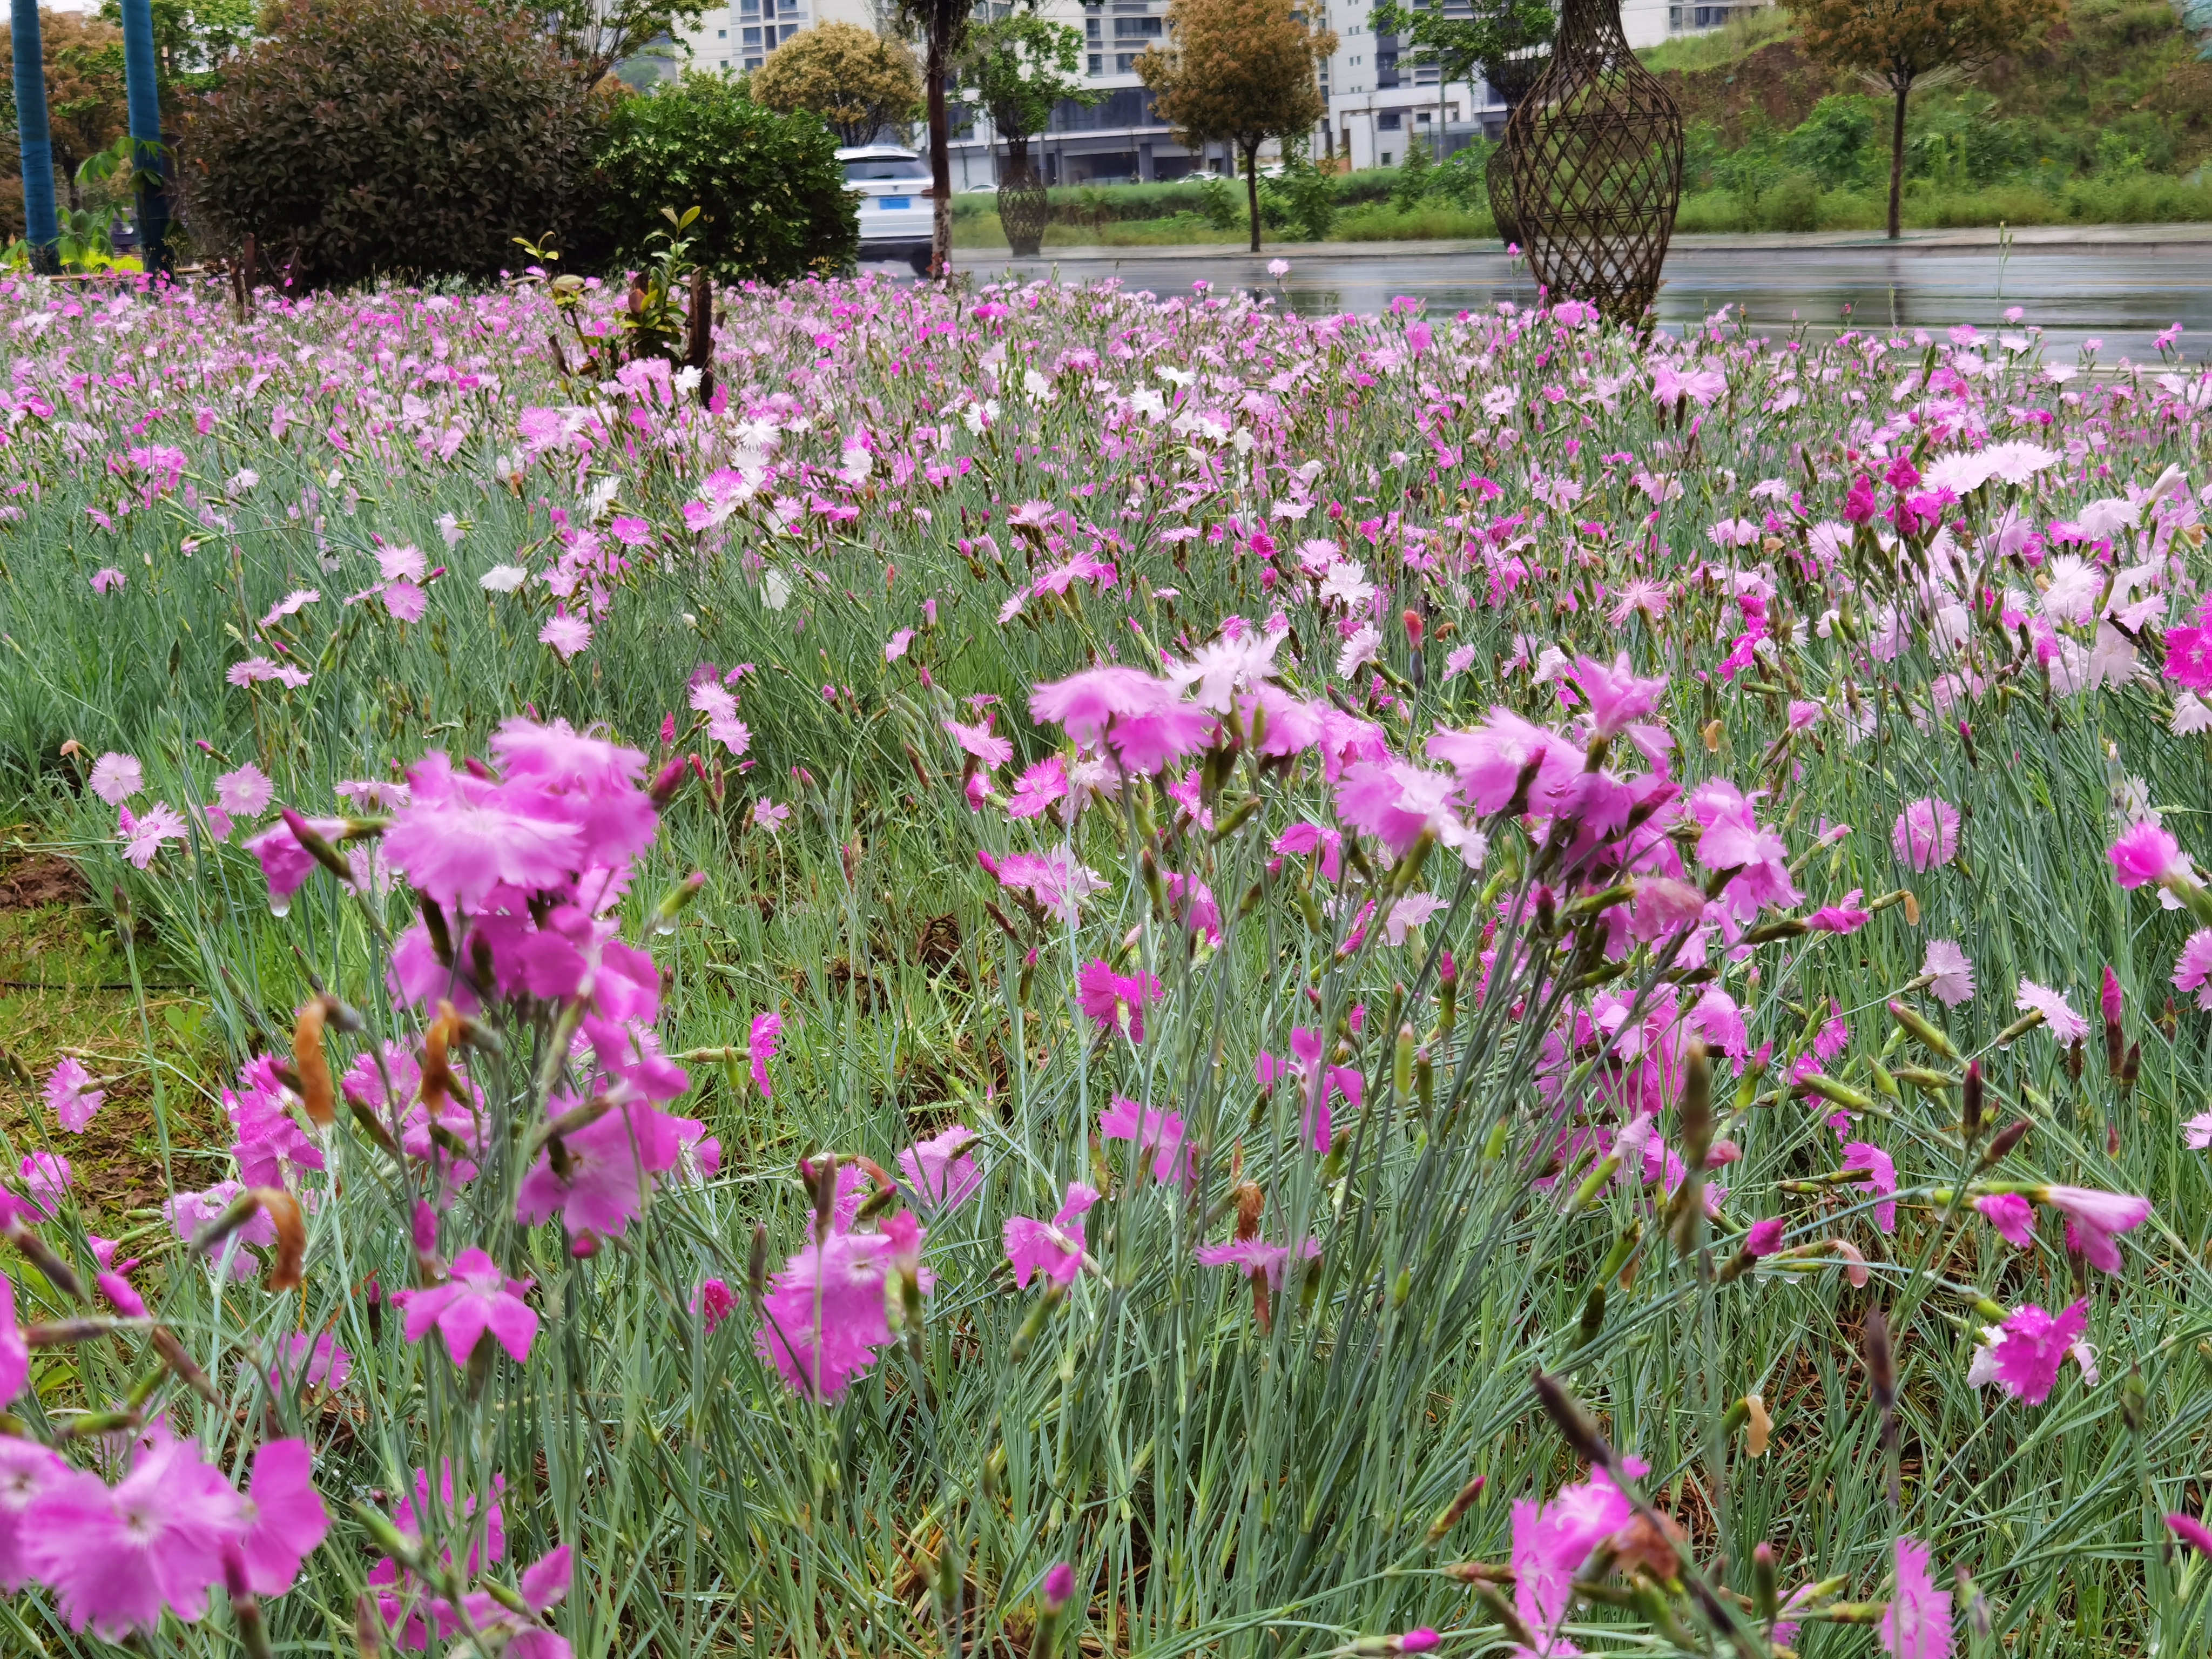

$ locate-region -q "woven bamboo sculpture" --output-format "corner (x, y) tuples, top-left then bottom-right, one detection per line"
(1501, 0), (1682, 325)
(1481, 50), (1548, 248)
(998, 158), (1049, 258)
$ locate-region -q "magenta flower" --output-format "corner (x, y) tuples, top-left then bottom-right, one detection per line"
(1743, 1217), (1786, 1257)
(750, 1010), (783, 1098)
(515, 1100), (687, 1244)
(1985, 1299), (2089, 1406)
(231, 1438), (330, 1597)
(1394, 1634), (1441, 1656)
(272, 1332), (352, 1392)
(244, 813), (351, 907)
(1510, 1460), (1644, 1648)
(1878, 1536), (1951, 1659)
(392, 1247), (539, 1368)
(24, 1433), (245, 1638)
(755, 1226), (914, 1399)
(1003, 1182), (1098, 1289)
(1842, 1141), (1898, 1232)
(1194, 1235), (1320, 1287)
(1273, 820), (1344, 881)
(2168, 1513), (2212, 1555)
(2108, 821), (2186, 889)
(1687, 778), (1800, 918)
(1975, 1193), (2035, 1247)
(0, 1434), (68, 1593)
(1008, 754), (1070, 819)
(1042, 1560), (1076, 1609)
(1428, 707), (1579, 817)
(1099, 1096), (1189, 1184)
(44, 1057), (104, 1131)
(1029, 665), (1213, 773)
(1806, 888), (1870, 934)
(97, 1271), (146, 1318)
(1566, 652), (1667, 738)
(1077, 959), (1164, 1042)
(383, 774), (583, 914)
(0, 1275), (25, 1408)
(694, 1278), (737, 1333)
(1891, 797), (1960, 872)
(1921, 940), (1975, 1007)
(2100, 964), (2122, 1026)
(899, 1125), (983, 1210)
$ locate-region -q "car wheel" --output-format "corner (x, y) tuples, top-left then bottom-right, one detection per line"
(908, 249), (934, 278)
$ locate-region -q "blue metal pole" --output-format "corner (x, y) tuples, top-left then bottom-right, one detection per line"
(9, 0), (58, 272)
(118, 0), (166, 272)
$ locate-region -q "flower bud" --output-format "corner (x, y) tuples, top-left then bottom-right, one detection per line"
(1977, 1118), (2029, 1171)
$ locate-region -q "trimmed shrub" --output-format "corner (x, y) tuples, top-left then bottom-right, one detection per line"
(182, 0), (601, 288)
(591, 73), (858, 284)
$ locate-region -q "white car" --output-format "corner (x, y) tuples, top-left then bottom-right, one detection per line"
(839, 145), (936, 274)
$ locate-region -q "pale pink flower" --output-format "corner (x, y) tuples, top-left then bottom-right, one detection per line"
(2048, 1188), (2149, 1273)
(2014, 979), (2088, 1043)
(2172, 929), (2212, 1010)
(2187, 1110), (2212, 1150)
(1922, 940), (1975, 1007)
(898, 1125), (983, 1210)
(1195, 1234), (1320, 1287)
(1891, 797), (1959, 872)
(21, 1150), (71, 1212)
(44, 1057), (104, 1131)
(227, 656), (312, 688)
(943, 717), (1013, 770)
(392, 1247), (539, 1368)
(1029, 666), (1212, 773)
(214, 763), (274, 818)
(539, 609), (592, 660)
(0, 1276), (25, 1410)
(1427, 707), (1579, 817)
(90, 567), (126, 594)
(0, 1431), (68, 1592)
(258, 588), (320, 629)
(88, 752), (143, 805)
(1878, 1536), (1950, 1659)
(1509, 1459), (1647, 1648)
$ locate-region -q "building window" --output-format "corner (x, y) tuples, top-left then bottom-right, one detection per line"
(1379, 150), (1393, 165)
(716, 26), (726, 36)
(1377, 111), (1401, 130)
(1088, 51), (1103, 72)
(742, 25), (760, 44)
(738, 0), (757, 15)
(1086, 16), (1100, 36)
(1112, 15), (1161, 36)
(1112, 51), (1139, 70)
(743, 54), (762, 68)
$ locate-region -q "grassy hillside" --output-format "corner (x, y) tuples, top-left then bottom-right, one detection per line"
(1645, 0), (2212, 201)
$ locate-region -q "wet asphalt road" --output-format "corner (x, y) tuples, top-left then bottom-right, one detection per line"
(907, 229), (2212, 358)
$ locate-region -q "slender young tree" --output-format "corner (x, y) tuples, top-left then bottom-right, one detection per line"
(955, 12), (1094, 187)
(116, 0), (163, 269)
(898, 0), (973, 278)
(1782, 0), (2058, 239)
(1136, 0), (1336, 253)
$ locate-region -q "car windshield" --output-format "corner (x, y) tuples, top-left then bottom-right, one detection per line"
(843, 158), (928, 183)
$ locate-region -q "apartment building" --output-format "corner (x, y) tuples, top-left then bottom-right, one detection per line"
(675, 0), (1739, 181)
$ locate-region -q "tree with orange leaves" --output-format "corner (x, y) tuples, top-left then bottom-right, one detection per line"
(1782, 0), (2060, 240)
(1136, 0), (1336, 254)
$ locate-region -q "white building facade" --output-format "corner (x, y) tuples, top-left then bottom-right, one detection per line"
(675, 0), (1738, 184)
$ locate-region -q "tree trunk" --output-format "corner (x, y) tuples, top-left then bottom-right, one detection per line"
(926, 17), (953, 279)
(1243, 139), (1260, 254)
(118, 0), (166, 273)
(1887, 78), (1907, 242)
(10, 0), (58, 271)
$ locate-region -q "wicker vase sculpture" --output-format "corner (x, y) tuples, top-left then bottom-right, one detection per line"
(1501, 0), (1682, 325)
(997, 155), (1049, 258)
(1481, 50), (1548, 248)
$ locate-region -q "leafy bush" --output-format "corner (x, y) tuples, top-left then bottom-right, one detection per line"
(182, 0), (602, 287)
(591, 72), (858, 283)
(1781, 95), (1881, 190)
